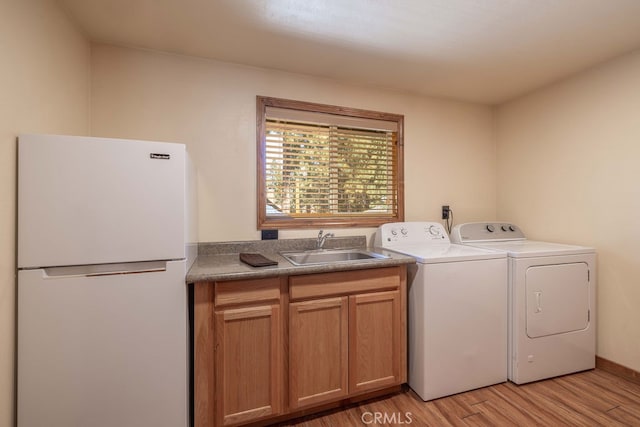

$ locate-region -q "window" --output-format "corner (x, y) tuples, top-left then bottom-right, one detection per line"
(257, 96), (404, 229)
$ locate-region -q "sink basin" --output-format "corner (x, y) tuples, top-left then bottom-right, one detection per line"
(281, 249), (390, 266)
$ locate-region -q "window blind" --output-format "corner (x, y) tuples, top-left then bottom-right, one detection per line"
(265, 118), (398, 218)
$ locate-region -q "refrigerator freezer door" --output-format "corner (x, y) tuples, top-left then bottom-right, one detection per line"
(18, 134), (185, 268)
(17, 260), (188, 427)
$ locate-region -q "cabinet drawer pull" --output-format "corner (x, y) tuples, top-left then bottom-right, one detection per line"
(222, 305), (273, 320)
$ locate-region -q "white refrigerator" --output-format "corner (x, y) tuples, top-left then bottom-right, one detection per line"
(17, 134), (194, 427)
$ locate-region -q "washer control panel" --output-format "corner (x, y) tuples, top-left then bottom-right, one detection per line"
(450, 222), (525, 243)
(375, 222), (449, 247)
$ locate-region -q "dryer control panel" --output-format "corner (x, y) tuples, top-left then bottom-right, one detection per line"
(450, 222), (525, 243)
(375, 222), (449, 248)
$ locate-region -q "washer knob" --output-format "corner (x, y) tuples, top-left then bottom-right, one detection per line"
(486, 224), (495, 232)
(391, 229), (397, 236)
(501, 225), (508, 232)
(509, 225), (516, 232)
(428, 225), (441, 236)
(400, 228), (408, 236)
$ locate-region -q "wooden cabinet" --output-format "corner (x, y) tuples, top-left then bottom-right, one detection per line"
(288, 267), (406, 407)
(289, 297), (349, 409)
(214, 303), (281, 426)
(194, 277), (285, 427)
(349, 290), (402, 393)
(194, 265), (406, 427)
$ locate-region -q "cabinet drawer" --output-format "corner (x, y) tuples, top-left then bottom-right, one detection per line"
(215, 277), (281, 308)
(290, 267), (400, 301)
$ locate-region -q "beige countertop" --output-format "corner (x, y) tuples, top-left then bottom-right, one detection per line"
(186, 236), (415, 283)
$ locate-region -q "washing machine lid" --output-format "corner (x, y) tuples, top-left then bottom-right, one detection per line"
(383, 242), (506, 263)
(468, 240), (594, 258)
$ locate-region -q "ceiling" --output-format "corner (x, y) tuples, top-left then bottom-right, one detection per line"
(59, 0), (640, 105)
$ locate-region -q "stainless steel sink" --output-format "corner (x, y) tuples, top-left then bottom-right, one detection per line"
(281, 249), (390, 266)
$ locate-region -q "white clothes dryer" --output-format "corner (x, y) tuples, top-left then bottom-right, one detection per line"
(375, 222), (507, 401)
(450, 222), (596, 384)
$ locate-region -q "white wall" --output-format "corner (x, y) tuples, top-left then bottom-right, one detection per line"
(90, 44), (497, 243)
(496, 49), (640, 372)
(0, 0), (91, 424)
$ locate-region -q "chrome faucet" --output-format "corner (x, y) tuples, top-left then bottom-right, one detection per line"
(316, 230), (335, 249)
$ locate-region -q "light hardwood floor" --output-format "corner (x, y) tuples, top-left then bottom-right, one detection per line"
(275, 369), (640, 426)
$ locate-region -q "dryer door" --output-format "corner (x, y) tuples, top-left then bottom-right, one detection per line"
(525, 262), (590, 338)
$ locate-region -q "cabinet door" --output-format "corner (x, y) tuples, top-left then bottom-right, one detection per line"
(215, 304), (281, 426)
(289, 297), (348, 409)
(349, 290), (402, 393)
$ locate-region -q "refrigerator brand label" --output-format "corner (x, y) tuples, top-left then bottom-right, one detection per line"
(150, 153), (170, 160)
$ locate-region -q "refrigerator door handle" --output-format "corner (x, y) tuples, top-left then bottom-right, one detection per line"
(42, 261), (169, 278)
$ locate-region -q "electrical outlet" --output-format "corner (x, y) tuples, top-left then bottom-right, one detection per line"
(442, 205), (450, 220)
(261, 229), (278, 240)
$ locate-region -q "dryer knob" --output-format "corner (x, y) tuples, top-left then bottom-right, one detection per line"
(509, 225), (516, 232)
(501, 225), (508, 232)
(400, 228), (408, 236)
(391, 229), (397, 236)
(486, 224), (495, 232)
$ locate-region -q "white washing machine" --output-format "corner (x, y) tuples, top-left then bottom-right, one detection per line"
(450, 222), (596, 384)
(375, 222), (507, 401)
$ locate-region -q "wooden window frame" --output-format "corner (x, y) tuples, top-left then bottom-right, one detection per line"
(257, 96), (404, 229)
